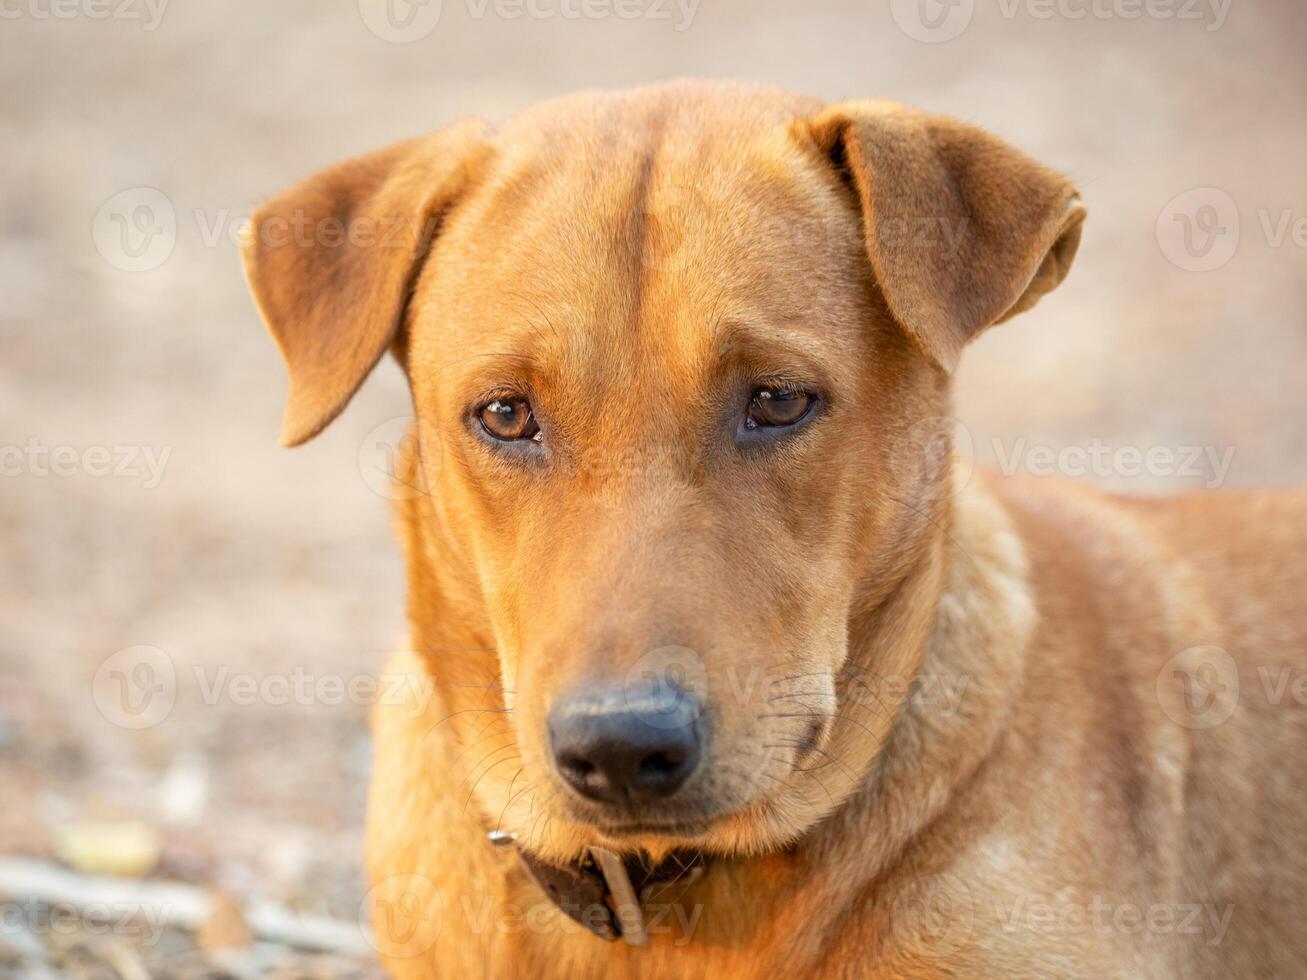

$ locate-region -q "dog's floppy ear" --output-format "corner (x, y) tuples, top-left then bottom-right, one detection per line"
(242, 119), (487, 446)
(805, 101), (1086, 372)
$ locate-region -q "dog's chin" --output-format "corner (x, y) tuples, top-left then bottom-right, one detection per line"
(591, 817), (721, 852)
(513, 792), (817, 866)
(571, 797), (786, 859)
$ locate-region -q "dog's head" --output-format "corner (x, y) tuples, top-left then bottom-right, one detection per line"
(244, 82), (1083, 861)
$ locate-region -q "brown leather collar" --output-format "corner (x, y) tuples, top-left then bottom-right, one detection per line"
(489, 831), (706, 944)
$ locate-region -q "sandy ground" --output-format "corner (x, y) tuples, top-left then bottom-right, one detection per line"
(2, 0), (1305, 974)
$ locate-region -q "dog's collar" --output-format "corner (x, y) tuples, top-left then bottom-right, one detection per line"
(487, 830), (706, 945)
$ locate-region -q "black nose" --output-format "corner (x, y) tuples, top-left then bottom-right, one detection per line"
(548, 680), (704, 805)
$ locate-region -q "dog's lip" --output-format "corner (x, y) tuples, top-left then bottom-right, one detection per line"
(591, 816), (720, 839)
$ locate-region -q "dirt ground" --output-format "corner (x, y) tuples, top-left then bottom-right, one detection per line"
(2, 0), (1305, 975)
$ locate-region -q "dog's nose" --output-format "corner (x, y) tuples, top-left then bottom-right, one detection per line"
(548, 680), (704, 805)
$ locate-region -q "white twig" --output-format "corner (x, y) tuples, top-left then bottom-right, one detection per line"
(0, 857), (373, 956)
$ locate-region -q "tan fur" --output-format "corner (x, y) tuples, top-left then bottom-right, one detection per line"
(243, 81), (1307, 978)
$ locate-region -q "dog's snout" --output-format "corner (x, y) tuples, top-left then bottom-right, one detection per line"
(548, 681), (704, 805)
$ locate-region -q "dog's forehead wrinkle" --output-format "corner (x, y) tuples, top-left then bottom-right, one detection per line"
(435, 116), (871, 406)
(481, 95), (826, 252)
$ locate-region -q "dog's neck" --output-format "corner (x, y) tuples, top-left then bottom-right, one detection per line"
(395, 471), (1032, 936)
(828, 475), (1033, 876)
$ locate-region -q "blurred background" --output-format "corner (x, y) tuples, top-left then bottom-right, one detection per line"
(2, 0), (1305, 975)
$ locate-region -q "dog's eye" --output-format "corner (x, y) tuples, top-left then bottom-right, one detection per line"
(478, 398), (541, 442)
(746, 387), (815, 429)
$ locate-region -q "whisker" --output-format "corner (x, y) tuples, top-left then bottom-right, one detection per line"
(451, 716), (516, 765)
(463, 752), (523, 814)
(433, 705), (511, 726)
(758, 709), (878, 740)
(496, 767), (538, 832)
(764, 741), (857, 783)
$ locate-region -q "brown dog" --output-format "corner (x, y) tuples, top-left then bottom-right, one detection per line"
(242, 81), (1307, 978)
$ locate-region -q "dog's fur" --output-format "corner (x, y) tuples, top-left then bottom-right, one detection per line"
(243, 81), (1307, 978)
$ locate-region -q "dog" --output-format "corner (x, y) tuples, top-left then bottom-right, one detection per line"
(242, 81), (1307, 978)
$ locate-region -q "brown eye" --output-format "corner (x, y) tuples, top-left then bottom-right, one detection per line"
(746, 387), (815, 429)
(478, 398), (540, 442)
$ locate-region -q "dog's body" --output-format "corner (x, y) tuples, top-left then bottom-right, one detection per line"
(366, 475), (1307, 978)
(242, 82), (1307, 978)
